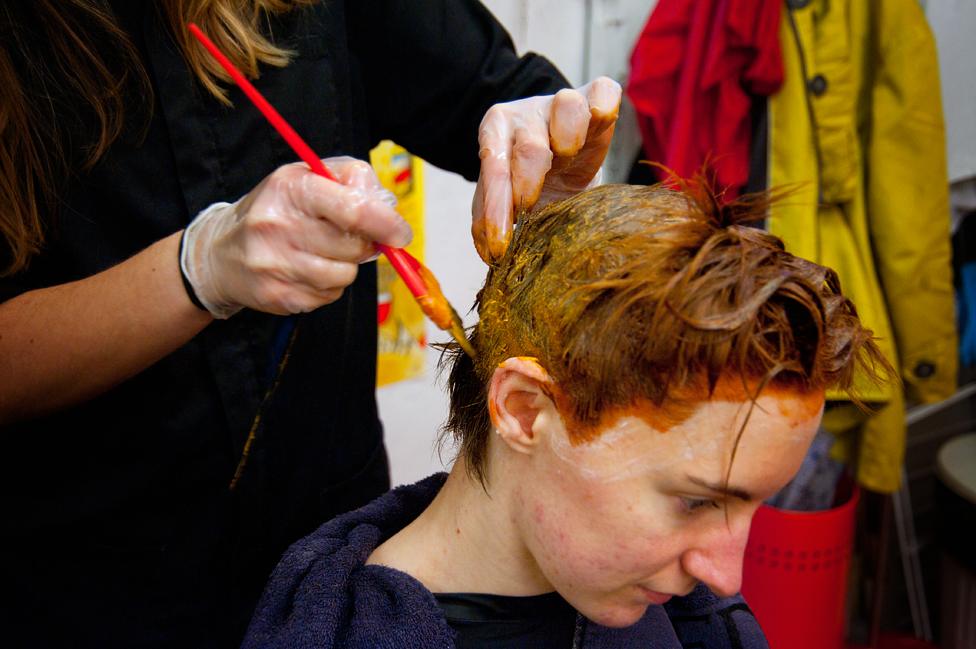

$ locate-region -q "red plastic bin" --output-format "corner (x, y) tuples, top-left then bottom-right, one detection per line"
(741, 482), (860, 649)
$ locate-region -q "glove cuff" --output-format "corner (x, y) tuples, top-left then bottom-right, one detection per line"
(178, 228), (209, 312)
(181, 201), (242, 319)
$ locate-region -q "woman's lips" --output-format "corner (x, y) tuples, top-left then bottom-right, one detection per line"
(638, 585), (673, 605)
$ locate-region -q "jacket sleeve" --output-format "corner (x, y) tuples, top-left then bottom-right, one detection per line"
(866, 0), (957, 404)
(346, 0), (570, 181)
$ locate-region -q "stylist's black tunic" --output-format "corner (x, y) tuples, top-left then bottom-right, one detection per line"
(0, 2), (566, 647)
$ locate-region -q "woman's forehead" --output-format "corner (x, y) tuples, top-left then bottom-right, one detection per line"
(546, 390), (824, 486)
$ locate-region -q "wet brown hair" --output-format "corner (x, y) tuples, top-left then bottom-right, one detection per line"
(444, 182), (893, 484)
(0, 0), (316, 276)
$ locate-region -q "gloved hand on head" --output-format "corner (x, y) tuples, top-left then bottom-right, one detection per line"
(471, 76), (622, 263)
(180, 156), (410, 319)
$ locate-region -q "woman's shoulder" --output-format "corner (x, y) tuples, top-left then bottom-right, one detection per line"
(242, 474), (451, 649)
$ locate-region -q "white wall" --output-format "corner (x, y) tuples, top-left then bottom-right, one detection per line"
(378, 0), (657, 487)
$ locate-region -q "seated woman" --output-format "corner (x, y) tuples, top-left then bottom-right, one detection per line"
(243, 182), (888, 648)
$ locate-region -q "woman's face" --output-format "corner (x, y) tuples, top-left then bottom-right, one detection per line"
(510, 386), (824, 628)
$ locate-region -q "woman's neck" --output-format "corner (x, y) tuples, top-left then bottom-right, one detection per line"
(366, 461), (552, 595)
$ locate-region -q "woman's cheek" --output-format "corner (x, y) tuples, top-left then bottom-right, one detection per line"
(517, 489), (591, 575)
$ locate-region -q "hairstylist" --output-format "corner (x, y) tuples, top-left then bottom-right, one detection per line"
(0, 1), (620, 647)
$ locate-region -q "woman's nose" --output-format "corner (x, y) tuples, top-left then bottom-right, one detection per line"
(680, 525), (751, 598)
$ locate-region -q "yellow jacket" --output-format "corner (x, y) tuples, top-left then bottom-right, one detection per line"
(768, 0), (956, 493)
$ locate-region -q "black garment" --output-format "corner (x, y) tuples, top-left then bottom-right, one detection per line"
(434, 592), (579, 649)
(0, 3), (568, 648)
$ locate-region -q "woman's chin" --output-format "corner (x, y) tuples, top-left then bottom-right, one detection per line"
(579, 600), (649, 629)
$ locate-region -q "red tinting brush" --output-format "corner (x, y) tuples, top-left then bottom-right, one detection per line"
(188, 23), (474, 358)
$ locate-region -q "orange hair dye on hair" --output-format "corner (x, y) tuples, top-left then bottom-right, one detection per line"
(443, 181), (891, 484)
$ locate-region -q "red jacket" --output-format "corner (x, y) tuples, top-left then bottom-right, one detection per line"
(627, 0), (782, 198)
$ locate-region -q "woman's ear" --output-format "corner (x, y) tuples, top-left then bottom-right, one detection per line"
(488, 357), (559, 455)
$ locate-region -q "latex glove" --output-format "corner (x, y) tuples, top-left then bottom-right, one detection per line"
(181, 157), (410, 318)
(472, 76), (622, 262)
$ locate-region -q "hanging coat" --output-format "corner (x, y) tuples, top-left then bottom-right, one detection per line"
(627, 0), (783, 198)
(767, 0), (957, 493)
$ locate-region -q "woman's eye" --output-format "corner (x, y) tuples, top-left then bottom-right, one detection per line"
(680, 497), (720, 514)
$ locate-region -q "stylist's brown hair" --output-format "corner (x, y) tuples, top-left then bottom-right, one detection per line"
(0, 0), (316, 276)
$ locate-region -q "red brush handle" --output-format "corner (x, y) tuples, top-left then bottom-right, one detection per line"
(375, 244), (427, 298)
(187, 23), (428, 298)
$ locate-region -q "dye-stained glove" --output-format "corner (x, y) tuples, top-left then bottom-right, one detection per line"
(471, 76), (622, 263)
(180, 157), (410, 319)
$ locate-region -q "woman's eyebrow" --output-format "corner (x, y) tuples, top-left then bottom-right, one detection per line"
(685, 475), (754, 502)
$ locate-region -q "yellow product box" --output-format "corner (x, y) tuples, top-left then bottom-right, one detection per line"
(370, 140), (426, 387)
